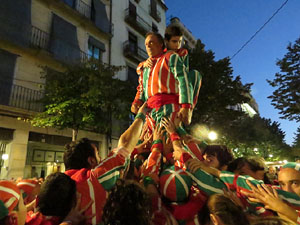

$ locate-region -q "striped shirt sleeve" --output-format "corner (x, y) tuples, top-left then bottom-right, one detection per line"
(136, 61), (145, 75)
(142, 150), (162, 177)
(183, 142), (204, 161)
(220, 171), (300, 209)
(168, 53), (193, 105)
(220, 171), (263, 191)
(133, 68), (146, 104)
(185, 169), (226, 196)
(92, 147), (130, 191)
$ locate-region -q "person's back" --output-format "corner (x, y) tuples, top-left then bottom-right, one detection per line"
(64, 104), (147, 224)
(63, 138), (131, 224)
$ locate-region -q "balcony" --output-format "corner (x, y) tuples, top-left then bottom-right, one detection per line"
(124, 8), (151, 36)
(0, 82), (44, 112)
(123, 41), (148, 64)
(31, 26), (50, 50)
(149, 6), (161, 23)
(75, 0), (91, 18)
(30, 25), (90, 64)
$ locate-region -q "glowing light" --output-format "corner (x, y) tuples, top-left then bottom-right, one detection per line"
(1, 154), (8, 160)
(208, 131), (217, 141)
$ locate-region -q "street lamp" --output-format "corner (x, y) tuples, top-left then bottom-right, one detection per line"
(1, 154), (8, 160)
(208, 131), (217, 141)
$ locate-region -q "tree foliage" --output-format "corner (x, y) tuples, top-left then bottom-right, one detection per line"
(293, 127), (300, 148)
(221, 115), (290, 160)
(188, 40), (291, 160)
(189, 40), (253, 136)
(31, 59), (135, 140)
(268, 37), (300, 122)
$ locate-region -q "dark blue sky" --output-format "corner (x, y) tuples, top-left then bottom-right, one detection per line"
(165, 0), (300, 144)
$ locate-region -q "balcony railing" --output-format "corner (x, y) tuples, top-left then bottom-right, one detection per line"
(124, 8), (151, 35)
(123, 41), (148, 63)
(31, 26), (50, 50)
(0, 82), (44, 112)
(75, 0), (91, 18)
(30, 25), (90, 63)
(149, 6), (161, 23)
(80, 50), (89, 62)
(60, 0), (113, 35)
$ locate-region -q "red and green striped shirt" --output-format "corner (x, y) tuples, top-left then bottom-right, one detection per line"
(134, 52), (193, 106)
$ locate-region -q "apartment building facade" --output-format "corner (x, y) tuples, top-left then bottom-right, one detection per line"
(0, 0), (167, 179)
(0, 0), (115, 179)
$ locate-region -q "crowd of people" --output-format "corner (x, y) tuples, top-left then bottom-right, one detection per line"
(1, 26), (300, 225)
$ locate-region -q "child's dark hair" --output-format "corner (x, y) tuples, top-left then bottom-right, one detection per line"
(102, 179), (151, 225)
(208, 194), (250, 225)
(64, 138), (95, 170)
(37, 172), (76, 219)
(165, 25), (183, 41)
(203, 145), (234, 168)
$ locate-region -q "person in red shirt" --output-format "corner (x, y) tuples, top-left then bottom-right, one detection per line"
(64, 103), (147, 224)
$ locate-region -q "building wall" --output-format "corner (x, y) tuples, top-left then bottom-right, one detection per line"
(111, 0), (167, 81)
(0, 115), (108, 179)
(0, 0), (168, 179)
(31, 0), (110, 63)
(0, 0), (113, 179)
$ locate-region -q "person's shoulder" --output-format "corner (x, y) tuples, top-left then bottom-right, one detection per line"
(164, 50), (179, 61)
(177, 48), (188, 57)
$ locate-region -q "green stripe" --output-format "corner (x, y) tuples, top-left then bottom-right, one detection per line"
(143, 68), (150, 100)
(187, 169), (226, 196)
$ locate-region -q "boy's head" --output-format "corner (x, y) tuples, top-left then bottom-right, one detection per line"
(202, 145), (234, 170)
(64, 138), (100, 170)
(278, 163), (300, 196)
(227, 157), (266, 180)
(164, 26), (183, 51)
(37, 172), (77, 219)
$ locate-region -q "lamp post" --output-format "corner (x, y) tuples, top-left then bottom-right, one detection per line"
(208, 131), (217, 141)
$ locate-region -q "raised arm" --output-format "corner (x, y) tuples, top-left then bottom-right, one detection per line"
(119, 102), (148, 151)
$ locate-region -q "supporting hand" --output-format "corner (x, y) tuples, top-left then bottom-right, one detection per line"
(178, 108), (192, 125)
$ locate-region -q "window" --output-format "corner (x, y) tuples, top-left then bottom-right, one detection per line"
(128, 32), (138, 53)
(88, 43), (101, 60)
(129, 1), (137, 18)
(91, 0), (96, 22)
(128, 66), (139, 86)
(152, 23), (158, 32)
(150, 0), (157, 14)
(63, 0), (75, 8)
(88, 36), (106, 60)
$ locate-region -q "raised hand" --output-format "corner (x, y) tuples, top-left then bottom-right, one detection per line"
(144, 58), (154, 68)
(161, 117), (176, 134)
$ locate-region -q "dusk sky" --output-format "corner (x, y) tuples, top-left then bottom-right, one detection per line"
(164, 0), (300, 145)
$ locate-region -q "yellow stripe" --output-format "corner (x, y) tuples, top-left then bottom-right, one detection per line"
(158, 58), (165, 93)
